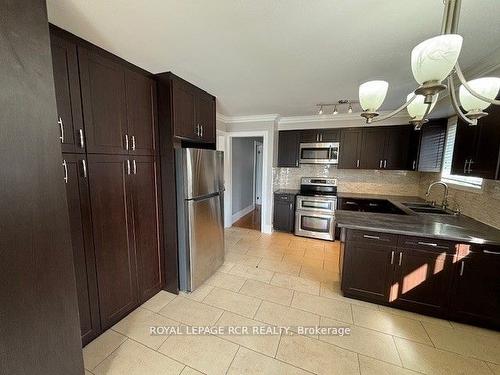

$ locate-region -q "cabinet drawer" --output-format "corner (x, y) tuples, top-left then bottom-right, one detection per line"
(398, 236), (456, 254)
(274, 193), (295, 203)
(347, 229), (398, 246)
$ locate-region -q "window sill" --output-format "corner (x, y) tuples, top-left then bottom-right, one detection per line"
(441, 177), (483, 193)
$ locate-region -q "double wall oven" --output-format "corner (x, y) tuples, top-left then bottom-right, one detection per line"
(295, 178), (337, 241)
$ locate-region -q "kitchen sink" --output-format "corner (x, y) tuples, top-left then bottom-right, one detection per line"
(402, 202), (453, 215)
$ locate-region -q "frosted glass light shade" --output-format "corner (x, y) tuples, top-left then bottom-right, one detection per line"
(407, 93), (437, 120)
(459, 77), (500, 111)
(359, 80), (389, 111)
(411, 35), (463, 84)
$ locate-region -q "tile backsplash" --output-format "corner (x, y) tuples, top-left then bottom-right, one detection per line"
(419, 172), (500, 229)
(273, 165), (421, 196)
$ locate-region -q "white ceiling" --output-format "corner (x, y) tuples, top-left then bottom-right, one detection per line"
(47, 0), (500, 118)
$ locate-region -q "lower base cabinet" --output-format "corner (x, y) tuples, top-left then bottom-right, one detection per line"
(340, 229), (500, 328)
(273, 193), (296, 232)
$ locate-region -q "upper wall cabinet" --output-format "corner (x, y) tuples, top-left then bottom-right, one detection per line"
(338, 128), (362, 169)
(300, 129), (340, 143)
(451, 102), (500, 180)
(277, 130), (301, 167)
(157, 73), (216, 145)
(79, 47), (129, 155)
(50, 32), (85, 153)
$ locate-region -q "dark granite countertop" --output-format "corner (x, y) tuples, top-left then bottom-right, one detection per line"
(336, 193), (500, 245)
(274, 189), (300, 195)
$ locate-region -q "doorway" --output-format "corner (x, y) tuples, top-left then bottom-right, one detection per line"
(231, 136), (263, 231)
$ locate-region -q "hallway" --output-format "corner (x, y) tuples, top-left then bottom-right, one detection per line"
(233, 205), (261, 231)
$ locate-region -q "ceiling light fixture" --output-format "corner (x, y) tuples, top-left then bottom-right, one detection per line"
(315, 100), (359, 115)
(358, 0), (500, 129)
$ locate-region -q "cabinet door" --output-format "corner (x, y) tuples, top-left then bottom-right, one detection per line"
(469, 105), (500, 179)
(338, 128), (362, 169)
(50, 32), (85, 153)
(79, 47), (128, 155)
(196, 91), (216, 143)
(341, 242), (394, 302)
(418, 120), (446, 172)
(130, 156), (162, 302)
(407, 129), (421, 171)
(87, 154), (138, 329)
(126, 71), (157, 156)
(300, 130), (320, 143)
(450, 247), (500, 326)
(320, 128), (340, 142)
(451, 119), (476, 175)
(359, 128), (386, 169)
(277, 131), (300, 167)
(273, 200), (294, 232)
(392, 248), (453, 315)
(62, 154), (101, 346)
(383, 126), (411, 170)
(172, 79), (197, 140)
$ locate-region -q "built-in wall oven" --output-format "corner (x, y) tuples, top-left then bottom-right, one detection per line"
(299, 142), (339, 165)
(295, 178), (337, 241)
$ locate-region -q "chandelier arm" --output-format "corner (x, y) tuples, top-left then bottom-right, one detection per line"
(448, 76), (476, 125)
(454, 63), (500, 105)
(371, 94), (417, 123)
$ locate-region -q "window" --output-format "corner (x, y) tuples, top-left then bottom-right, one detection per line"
(441, 121), (483, 188)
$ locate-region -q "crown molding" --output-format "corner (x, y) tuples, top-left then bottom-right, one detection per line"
(216, 113), (279, 124)
(278, 111), (410, 125)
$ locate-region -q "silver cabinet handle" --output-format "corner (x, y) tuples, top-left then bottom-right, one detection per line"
(467, 159), (474, 174)
(126, 160), (131, 175)
(81, 159), (87, 179)
(62, 160), (68, 184)
(132, 159), (137, 175)
(363, 234), (380, 240)
(356, 159), (360, 168)
(484, 250), (500, 255)
(320, 133), (323, 142)
(398, 252), (403, 266)
(131, 135), (136, 151)
(201, 124), (204, 138)
(58, 117), (64, 143)
(412, 160), (416, 170)
(463, 159), (468, 174)
(379, 160), (383, 169)
(459, 261), (465, 276)
(417, 241), (438, 247)
(124, 134), (129, 151)
(390, 251), (395, 265)
(384, 159), (387, 168)
(79, 128), (85, 149)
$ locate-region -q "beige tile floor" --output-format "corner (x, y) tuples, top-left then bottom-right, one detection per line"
(83, 228), (500, 375)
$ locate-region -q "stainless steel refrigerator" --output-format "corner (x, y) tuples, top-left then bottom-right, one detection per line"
(176, 148), (225, 292)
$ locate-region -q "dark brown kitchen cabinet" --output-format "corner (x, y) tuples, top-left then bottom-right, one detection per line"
(50, 32), (85, 153)
(452, 103), (500, 179)
(300, 129), (339, 143)
(338, 128), (362, 169)
(407, 129), (421, 171)
(131, 156), (163, 303)
(450, 245), (500, 327)
(157, 72), (217, 145)
(87, 154), (139, 329)
(79, 47), (128, 155)
(392, 239), (455, 315)
(126, 71), (158, 156)
(359, 128), (387, 169)
(273, 193), (296, 232)
(277, 130), (301, 167)
(383, 126), (411, 170)
(62, 154), (101, 345)
(196, 91), (216, 143)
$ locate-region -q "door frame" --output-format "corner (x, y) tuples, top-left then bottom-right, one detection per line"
(253, 141), (263, 206)
(225, 131), (268, 233)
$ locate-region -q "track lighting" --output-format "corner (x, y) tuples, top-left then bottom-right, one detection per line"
(315, 100), (358, 115)
(333, 105), (338, 115)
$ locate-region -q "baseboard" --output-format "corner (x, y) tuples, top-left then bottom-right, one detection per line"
(262, 224), (273, 234)
(231, 204), (255, 223)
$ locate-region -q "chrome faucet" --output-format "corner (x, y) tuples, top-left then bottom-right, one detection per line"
(425, 181), (449, 210)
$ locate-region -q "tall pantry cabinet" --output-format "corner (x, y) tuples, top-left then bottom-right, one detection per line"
(50, 26), (162, 345)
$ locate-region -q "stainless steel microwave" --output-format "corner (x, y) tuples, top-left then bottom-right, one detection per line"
(299, 142), (339, 165)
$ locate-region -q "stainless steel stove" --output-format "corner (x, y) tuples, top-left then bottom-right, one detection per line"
(294, 177), (337, 241)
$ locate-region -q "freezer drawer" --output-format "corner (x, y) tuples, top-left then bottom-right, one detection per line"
(182, 194), (224, 291)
